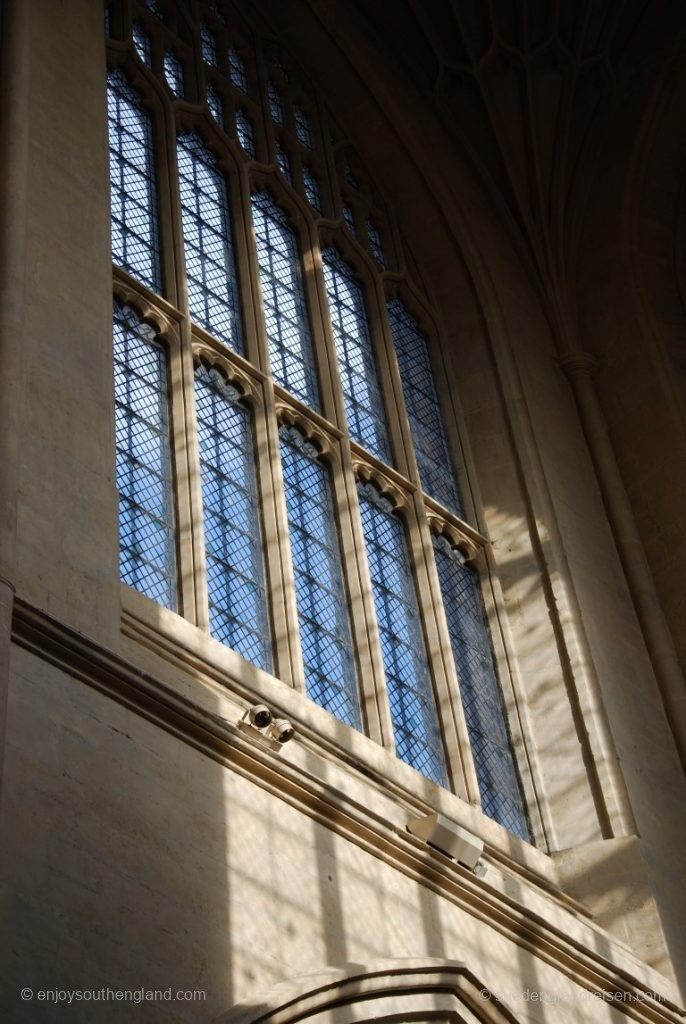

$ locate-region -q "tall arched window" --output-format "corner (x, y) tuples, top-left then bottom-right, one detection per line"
(251, 192), (319, 409)
(105, 0), (536, 842)
(280, 426), (360, 727)
(358, 483), (447, 786)
(434, 536), (530, 838)
(107, 70), (160, 292)
(113, 303), (176, 610)
(387, 299), (462, 516)
(194, 364), (271, 671)
(321, 249), (392, 464)
(177, 134), (243, 350)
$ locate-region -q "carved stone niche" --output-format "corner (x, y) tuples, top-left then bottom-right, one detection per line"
(213, 959), (519, 1024)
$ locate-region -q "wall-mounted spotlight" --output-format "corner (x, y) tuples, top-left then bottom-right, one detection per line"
(238, 704), (295, 751)
(247, 704), (272, 729)
(267, 718), (295, 745)
(407, 811), (486, 876)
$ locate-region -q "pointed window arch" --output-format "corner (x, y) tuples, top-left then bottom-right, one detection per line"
(280, 426), (360, 727)
(113, 303), (176, 609)
(387, 298), (462, 516)
(194, 364), (272, 671)
(251, 192), (319, 409)
(322, 249), (392, 464)
(105, 1), (537, 842)
(358, 483), (447, 785)
(177, 133), (243, 350)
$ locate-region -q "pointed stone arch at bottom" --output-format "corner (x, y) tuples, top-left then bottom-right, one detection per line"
(213, 959), (520, 1024)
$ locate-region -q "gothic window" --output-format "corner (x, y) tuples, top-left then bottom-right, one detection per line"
(251, 192), (319, 408)
(322, 249), (392, 464)
(105, 0), (536, 842)
(268, 81), (284, 125)
(434, 536), (530, 839)
(280, 427), (360, 728)
(293, 104), (313, 149)
(177, 133), (242, 350)
(132, 23), (152, 65)
(302, 167), (321, 214)
(113, 303), (176, 610)
(342, 203), (355, 232)
(235, 109), (255, 156)
(387, 299), (462, 516)
(107, 70), (160, 292)
(275, 142), (292, 183)
(195, 364), (272, 671)
(164, 52), (184, 96)
(228, 48), (248, 92)
(206, 84), (223, 124)
(358, 483), (447, 786)
(200, 23), (217, 67)
(367, 220), (384, 268)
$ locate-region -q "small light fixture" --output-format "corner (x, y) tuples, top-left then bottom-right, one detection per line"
(407, 811), (485, 872)
(238, 704), (295, 751)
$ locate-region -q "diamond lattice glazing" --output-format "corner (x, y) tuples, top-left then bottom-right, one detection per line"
(322, 249), (392, 464)
(252, 192), (319, 409)
(387, 299), (462, 516)
(195, 364), (271, 671)
(434, 535), (530, 838)
(281, 427), (360, 727)
(177, 133), (243, 350)
(358, 484), (446, 785)
(107, 70), (161, 291)
(113, 303), (176, 608)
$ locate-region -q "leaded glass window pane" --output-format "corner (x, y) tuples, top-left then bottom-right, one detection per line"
(195, 365), (272, 671)
(201, 23), (217, 67)
(228, 48), (248, 91)
(342, 203), (355, 232)
(145, 0), (163, 18)
(107, 70), (161, 292)
(164, 52), (184, 96)
(235, 109), (255, 157)
(322, 249), (392, 464)
(344, 165), (359, 189)
(206, 84), (223, 124)
(433, 536), (530, 839)
(113, 303), (176, 609)
(252, 192), (319, 409)
(177, 133), (243, 351)
(387, 299), (463, 516)
(367, 220), (385, 268)
(133, 23), (151, 65)
(359, 484), (446, 785)
(276, 142), (292, 183)
(294, 104), (313, 148)
(268, 81), (283, 124)
(281, 427), (360, 727)
(303, 167), (321, 213)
